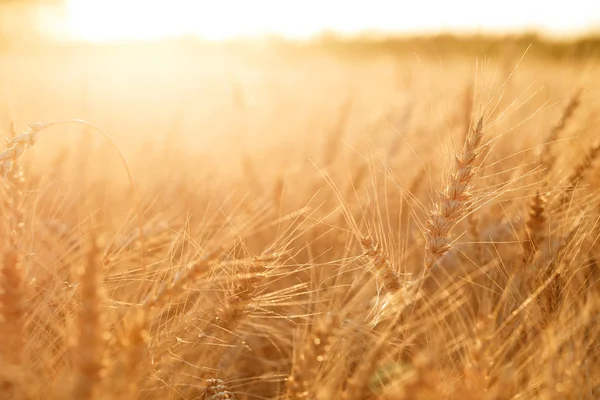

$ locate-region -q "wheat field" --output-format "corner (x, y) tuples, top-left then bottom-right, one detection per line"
(0, 39), (599, 399)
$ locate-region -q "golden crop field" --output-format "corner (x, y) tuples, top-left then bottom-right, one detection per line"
(0, 37), (599, 399)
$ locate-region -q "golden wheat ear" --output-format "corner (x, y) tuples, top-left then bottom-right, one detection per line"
(553, 137), (600, 209)
(141, 246), (222, 310)
(567, 138), (600, 188)
(538, 89), (581, 174)
(0, 123), (44, 177)
(286, 312), (341, 400)
(72, 234), (105, 400)
(424, 116), (486, 272)
(0, 244), (25, 397)
(104, 308), (149, 398)
(0, 121), (29, 398)
(342, 330), (391, 400)
(524, 190), (548, 261)
(360, 235), (405, 294)
(203, 378), (237, 400)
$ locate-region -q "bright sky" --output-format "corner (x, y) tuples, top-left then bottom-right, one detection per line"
(47, 0), (600, 41)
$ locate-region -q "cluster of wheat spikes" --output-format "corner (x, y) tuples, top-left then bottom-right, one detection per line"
(1, 65), (600, 400)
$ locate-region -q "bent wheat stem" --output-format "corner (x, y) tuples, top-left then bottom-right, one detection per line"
(0, 120), (147, 283)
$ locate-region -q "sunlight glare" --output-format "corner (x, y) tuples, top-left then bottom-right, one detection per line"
(65, 0), (238, 41)
(62, 0), (600, 42)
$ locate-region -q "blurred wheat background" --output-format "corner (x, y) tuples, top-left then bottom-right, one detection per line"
(1, 1), (600, 399)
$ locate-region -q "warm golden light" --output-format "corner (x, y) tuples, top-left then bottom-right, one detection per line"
(62, 0), (336, 41)
(59, 0), (600, 42)
(64, 0), (243, 41)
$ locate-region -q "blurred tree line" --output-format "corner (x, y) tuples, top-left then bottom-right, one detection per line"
(307, 32), (600, 61)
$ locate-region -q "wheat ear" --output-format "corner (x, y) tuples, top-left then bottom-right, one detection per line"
(106, 309), (149, 398)
(0, 246), (25, 396)
(72, 235), (104, 400)
(424, 117), (485, 272)
(553, 137), (600, 209)
(215, 251), (279, 332)
(0, 123), (27, 396)
(342, 332), (389, 400)
(286, 312), (340, 400)
(360, 235), (404, 294)
(567, 137), (600, 188)
(203, 378), (237, 400)
(142, 247), (223, 310)
(538, 90), (581, 173)
(524, 190), (548, 260)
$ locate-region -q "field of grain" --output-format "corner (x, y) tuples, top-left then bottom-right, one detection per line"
(0, 39), (599, 399)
